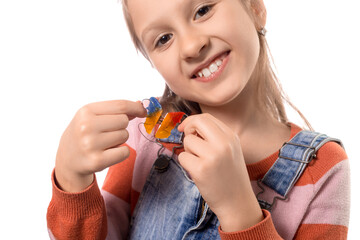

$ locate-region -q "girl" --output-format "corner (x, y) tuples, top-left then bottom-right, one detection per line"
(47, 0), (350, 239)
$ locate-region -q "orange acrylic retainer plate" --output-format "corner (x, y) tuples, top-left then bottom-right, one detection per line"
(144, 97), (163, 134)
(155, 112), (185, 139)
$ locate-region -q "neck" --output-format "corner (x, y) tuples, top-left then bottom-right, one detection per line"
(199, 80), (270, 138)
(199, 79), (291, 165)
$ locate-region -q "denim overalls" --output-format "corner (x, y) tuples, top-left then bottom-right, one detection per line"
(128, 130), (342, 239)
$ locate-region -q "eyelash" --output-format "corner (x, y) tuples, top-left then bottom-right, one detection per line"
(155, 34), (173, 48)
(194, 4), (213, 20)
(154, 4), (213, 48)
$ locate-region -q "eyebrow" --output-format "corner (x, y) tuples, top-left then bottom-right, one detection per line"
(141, 24), (162, 43)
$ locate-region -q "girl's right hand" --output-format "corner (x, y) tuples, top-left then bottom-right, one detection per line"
(54, 100), (147, 192)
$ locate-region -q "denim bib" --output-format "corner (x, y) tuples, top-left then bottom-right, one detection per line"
(129, 154), (220, 240)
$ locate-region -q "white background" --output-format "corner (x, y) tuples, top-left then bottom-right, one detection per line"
(0, 0), (359, 239)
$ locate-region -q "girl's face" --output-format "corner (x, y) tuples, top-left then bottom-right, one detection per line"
(128, 0), (263, 107)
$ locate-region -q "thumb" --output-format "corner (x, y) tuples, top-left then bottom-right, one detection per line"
(178, 151), (198, 176)
(127, 101), (147, 120)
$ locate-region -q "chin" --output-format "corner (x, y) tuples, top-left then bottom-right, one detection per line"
(201, 86), (245, 107)
(193, 91), (243, 108)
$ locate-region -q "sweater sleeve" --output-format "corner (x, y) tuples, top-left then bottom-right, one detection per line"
(293, 143), (350, 239)
(47, 170), (107, 240)
(218, 142), (350, 240)
(218, 210), (283, 240)
(46, 117), (144, 240)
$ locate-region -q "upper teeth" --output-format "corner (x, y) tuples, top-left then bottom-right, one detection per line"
(197, 59), (223, 78)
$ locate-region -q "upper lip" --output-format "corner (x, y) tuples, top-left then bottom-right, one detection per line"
(190, 51), (229, 78)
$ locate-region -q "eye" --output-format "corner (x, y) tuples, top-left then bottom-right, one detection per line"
(194, 5), (212, 20)
(155, 34), (173, 48)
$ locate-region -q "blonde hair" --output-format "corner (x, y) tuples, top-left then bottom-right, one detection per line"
(121, 0), (312, 130)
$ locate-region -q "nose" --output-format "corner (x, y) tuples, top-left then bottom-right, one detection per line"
(179, 30), (209, 60)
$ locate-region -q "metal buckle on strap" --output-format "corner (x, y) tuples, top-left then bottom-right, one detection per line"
(279, 142), (317, 163)
(282, 141), (315, 149)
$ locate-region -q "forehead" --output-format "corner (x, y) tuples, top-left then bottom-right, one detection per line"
(127, 0), (191, 18)
(127, 0), (198, 38)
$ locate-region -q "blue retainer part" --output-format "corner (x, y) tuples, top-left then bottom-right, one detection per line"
(147, 97), (162, 114)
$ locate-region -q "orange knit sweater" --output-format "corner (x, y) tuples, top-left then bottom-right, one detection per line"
(47, 120), (350, 239)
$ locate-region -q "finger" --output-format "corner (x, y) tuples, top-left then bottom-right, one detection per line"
(178, 151), (199, 173)
(100, 145), (131, 168)
(183, 134), (208, 157)
(179, 114), (223, 142)
(87, 100), (147, 117)
(94, 114), (129, 132)
(203, 114), (232, 135)
(97, 129), (129, 150)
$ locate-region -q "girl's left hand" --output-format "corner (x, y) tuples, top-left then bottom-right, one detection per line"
(177, 113), (263, 232)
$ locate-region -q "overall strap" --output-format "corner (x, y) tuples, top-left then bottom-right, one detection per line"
(257, 130), (343, 211)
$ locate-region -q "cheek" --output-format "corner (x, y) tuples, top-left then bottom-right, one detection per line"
(222, 19), (260, 78)
(215, 4), (259, 55)
(150, 52), (182, 89)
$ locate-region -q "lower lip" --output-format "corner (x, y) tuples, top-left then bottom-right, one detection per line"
(193, 51), (230, 83)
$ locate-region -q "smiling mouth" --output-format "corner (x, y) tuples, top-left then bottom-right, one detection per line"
(191, 51), (230, 79)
